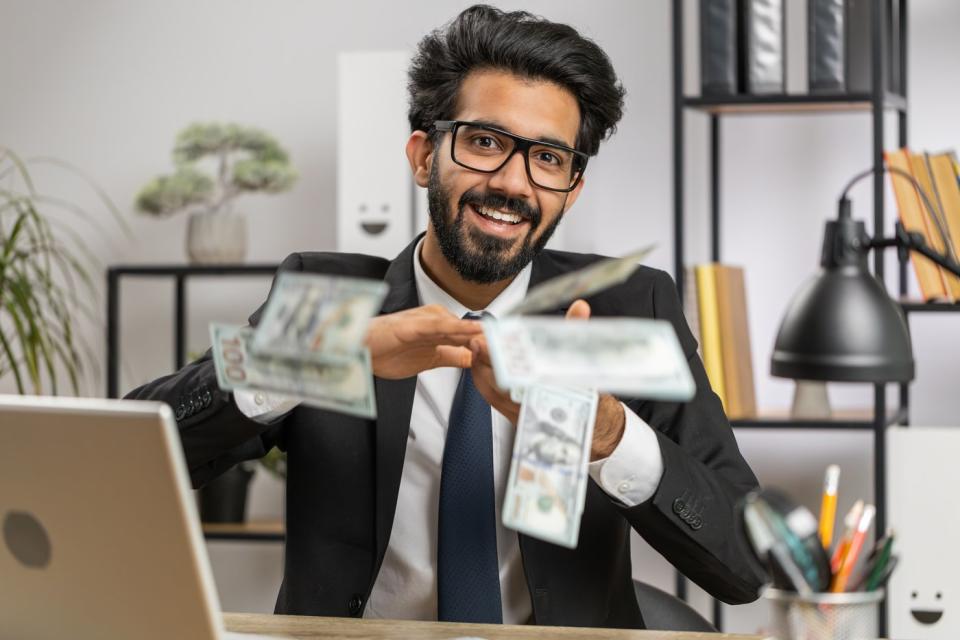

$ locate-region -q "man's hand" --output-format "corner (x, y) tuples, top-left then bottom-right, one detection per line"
(468, 299), (593, 425)
(365, 304), (482, 379)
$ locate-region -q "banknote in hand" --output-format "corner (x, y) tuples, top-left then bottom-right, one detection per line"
(504, 245), (655, 316)
(210, 323), (377, 419)
(483, 316), (695, 401)
(502, 384), (598, 548)
(251, 272), (388, 363)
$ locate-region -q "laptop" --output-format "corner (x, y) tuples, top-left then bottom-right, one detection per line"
(0, 394), (280, 640)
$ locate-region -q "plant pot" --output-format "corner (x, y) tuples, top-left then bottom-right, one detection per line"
(186, 210), (247, 264)
(198, 463), (255, 523)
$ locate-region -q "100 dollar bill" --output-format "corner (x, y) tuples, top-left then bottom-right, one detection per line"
(251, 272), (387, 363)
(483, 317), (695, 401)
(502, 384), (598, 549)
(211, 323), (376, 419)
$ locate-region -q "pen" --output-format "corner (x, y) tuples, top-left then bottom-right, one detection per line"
(818, 465), (840, 550)
(831, 504), (875, 592)
(831, 499), (864, 575)
(864, 532), (896, 591)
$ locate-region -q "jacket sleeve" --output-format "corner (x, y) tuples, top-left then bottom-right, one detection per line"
(617, 269), (765, 604)
(123, 252), (305, 489)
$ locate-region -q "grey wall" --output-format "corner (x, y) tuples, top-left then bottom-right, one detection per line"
(2, 0), (958, 634)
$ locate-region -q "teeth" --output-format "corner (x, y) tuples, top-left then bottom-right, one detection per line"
(477, 206), (522, 224)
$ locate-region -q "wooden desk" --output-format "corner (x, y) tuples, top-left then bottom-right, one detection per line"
(223, 613), (763, 639)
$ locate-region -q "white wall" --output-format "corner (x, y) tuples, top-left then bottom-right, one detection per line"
(2, 0), (958, 634)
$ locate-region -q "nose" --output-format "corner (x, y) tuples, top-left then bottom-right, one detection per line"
(486, 148), (534, 199)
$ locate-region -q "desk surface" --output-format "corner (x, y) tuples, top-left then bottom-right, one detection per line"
(223, 613), (762, 640)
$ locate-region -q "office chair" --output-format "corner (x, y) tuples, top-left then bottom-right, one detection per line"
(633, 580), (716, 632)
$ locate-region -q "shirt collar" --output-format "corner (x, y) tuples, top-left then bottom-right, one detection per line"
(412, 237), (532, 319)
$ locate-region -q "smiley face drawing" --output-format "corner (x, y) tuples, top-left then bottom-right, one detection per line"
(910, 590), (945, 626)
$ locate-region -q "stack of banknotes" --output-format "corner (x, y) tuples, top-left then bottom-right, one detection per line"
(208, 247), (698, 549)
(210, 272), (387, 419)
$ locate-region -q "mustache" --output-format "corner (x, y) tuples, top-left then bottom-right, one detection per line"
(459, 190), (541, 226)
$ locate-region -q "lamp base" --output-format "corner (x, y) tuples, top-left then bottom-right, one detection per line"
(790, 380), (832, 419)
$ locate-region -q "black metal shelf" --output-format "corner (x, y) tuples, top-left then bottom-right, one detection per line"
(671, 1), (909, 634)
(106, 263), (280, 400)
(683, 91), (907, 114)
(899, 300), (960, 313)
(202, 522), (285, 542)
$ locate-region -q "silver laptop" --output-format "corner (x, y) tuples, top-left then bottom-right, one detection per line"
(0, 394), (278, 640)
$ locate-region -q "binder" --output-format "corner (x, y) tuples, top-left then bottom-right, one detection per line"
(808, 0), (872, 93)
(715, 265), (757, 420)
(700, 0), (739, 95)
(695, 264), (727, 410)
(738, 0), (785, 94)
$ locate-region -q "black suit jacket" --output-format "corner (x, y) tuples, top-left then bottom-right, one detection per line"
(126, 236), (764, 628)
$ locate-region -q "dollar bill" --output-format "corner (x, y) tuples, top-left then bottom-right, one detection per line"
(251, 272), (388, 363)
(502, 384), (598, 549)
(210, 323), (377, 419)
(483, 317), (695, 401)
(504, 245), (655, 316)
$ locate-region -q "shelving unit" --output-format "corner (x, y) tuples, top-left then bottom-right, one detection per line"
(669, 1), (936, 635)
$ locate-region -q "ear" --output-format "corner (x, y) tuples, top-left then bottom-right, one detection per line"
(561, 175), (586, 213)
(406, 130), (434, 188)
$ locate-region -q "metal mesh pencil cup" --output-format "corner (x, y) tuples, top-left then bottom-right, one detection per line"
(764, 588), (884, 640)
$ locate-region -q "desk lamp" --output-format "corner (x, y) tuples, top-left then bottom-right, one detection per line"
(771, 167), (960, 384)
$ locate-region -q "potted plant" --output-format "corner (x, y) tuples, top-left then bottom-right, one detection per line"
(134, 123), (298, 264)
(0, 148), (123, 394)
(197, 448), (285, 523)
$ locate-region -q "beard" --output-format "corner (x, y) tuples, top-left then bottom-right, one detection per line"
(426, 159), (564, 284)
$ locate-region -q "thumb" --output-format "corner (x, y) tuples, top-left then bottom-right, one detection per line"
(434, 345), (473, 369)
(566, 298), (591, 320)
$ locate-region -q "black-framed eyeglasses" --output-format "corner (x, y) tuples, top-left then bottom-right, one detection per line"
(433, 120), (588, 193)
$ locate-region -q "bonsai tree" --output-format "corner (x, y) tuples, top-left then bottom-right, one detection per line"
(135, 123), (297, 217)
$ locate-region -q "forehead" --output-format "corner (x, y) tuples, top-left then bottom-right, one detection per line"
(451, 69), (581, 148)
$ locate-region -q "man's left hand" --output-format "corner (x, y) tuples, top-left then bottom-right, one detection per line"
(468, 299), (626, 461)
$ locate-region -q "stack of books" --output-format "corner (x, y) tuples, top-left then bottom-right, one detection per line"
(885, 148), (960, 303)
(683, 263), (757, 420)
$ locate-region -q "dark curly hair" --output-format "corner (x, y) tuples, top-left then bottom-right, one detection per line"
(407, 4), (626, 156)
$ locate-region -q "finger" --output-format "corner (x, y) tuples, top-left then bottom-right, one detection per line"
(433, 345), (473, 369)
(470, 336), (492, 366)
(566, 298), (591, 320)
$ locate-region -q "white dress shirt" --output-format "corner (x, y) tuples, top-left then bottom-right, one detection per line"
(234, 240), (664, 623)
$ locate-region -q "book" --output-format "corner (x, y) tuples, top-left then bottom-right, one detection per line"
(885, 149), (952, 302)
(695, 264), (727, 410)
(700, 0), (739, 95)
(738, 0), (785, 94)
(908, 153), (960, 299)
(683, 267), (703, 360)
(928, 152), (960, 278)
(715, 265), (757, 420)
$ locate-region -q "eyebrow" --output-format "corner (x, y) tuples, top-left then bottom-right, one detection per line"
(467, 118), (575, 150)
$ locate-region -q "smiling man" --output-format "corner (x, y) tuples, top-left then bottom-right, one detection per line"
(127, 4), (763, 629)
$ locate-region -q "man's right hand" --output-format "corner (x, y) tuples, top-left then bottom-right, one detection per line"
(364, 304), (483, 379)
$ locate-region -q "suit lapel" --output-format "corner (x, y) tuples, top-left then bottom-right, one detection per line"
(528, 251), (572, 318)
(372, 237), (421, 574)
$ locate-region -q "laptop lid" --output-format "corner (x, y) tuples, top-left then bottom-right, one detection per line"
(0, 395), (222, 640)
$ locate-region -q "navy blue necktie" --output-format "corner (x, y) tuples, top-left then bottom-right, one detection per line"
(437, 312), (502, 623)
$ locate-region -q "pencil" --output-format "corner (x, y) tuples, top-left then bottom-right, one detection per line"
(831, 504), (876, 592)
(831, 499), (864, 575)
(819, 464), (840, 550)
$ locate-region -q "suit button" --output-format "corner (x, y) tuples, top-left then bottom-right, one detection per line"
(672, 498), (685, 515)
(348, 594), (363, 616)
(202, 389), (212, 407)
(690, 515), (703, 530)
(175, 404), (187, 420)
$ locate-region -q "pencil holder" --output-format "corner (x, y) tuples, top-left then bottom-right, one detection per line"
(764, 588), (884, 640)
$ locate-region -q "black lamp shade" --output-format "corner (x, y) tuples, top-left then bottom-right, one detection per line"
(771, 265), (915, 383)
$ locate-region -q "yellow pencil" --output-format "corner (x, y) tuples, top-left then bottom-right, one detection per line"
(818, 464), (840, 550)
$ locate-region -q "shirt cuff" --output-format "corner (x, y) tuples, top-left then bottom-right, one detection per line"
(233, 389), (300, 424)
(588, 403), (664, 507)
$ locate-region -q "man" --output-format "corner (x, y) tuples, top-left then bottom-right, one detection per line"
(127, 5), (763, 628)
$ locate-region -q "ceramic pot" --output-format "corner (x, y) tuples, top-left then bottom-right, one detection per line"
(186, 210), (247, 264)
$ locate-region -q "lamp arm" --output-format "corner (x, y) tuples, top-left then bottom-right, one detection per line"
(839, 165), (957, 265)
(867, 222), (960, 278)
